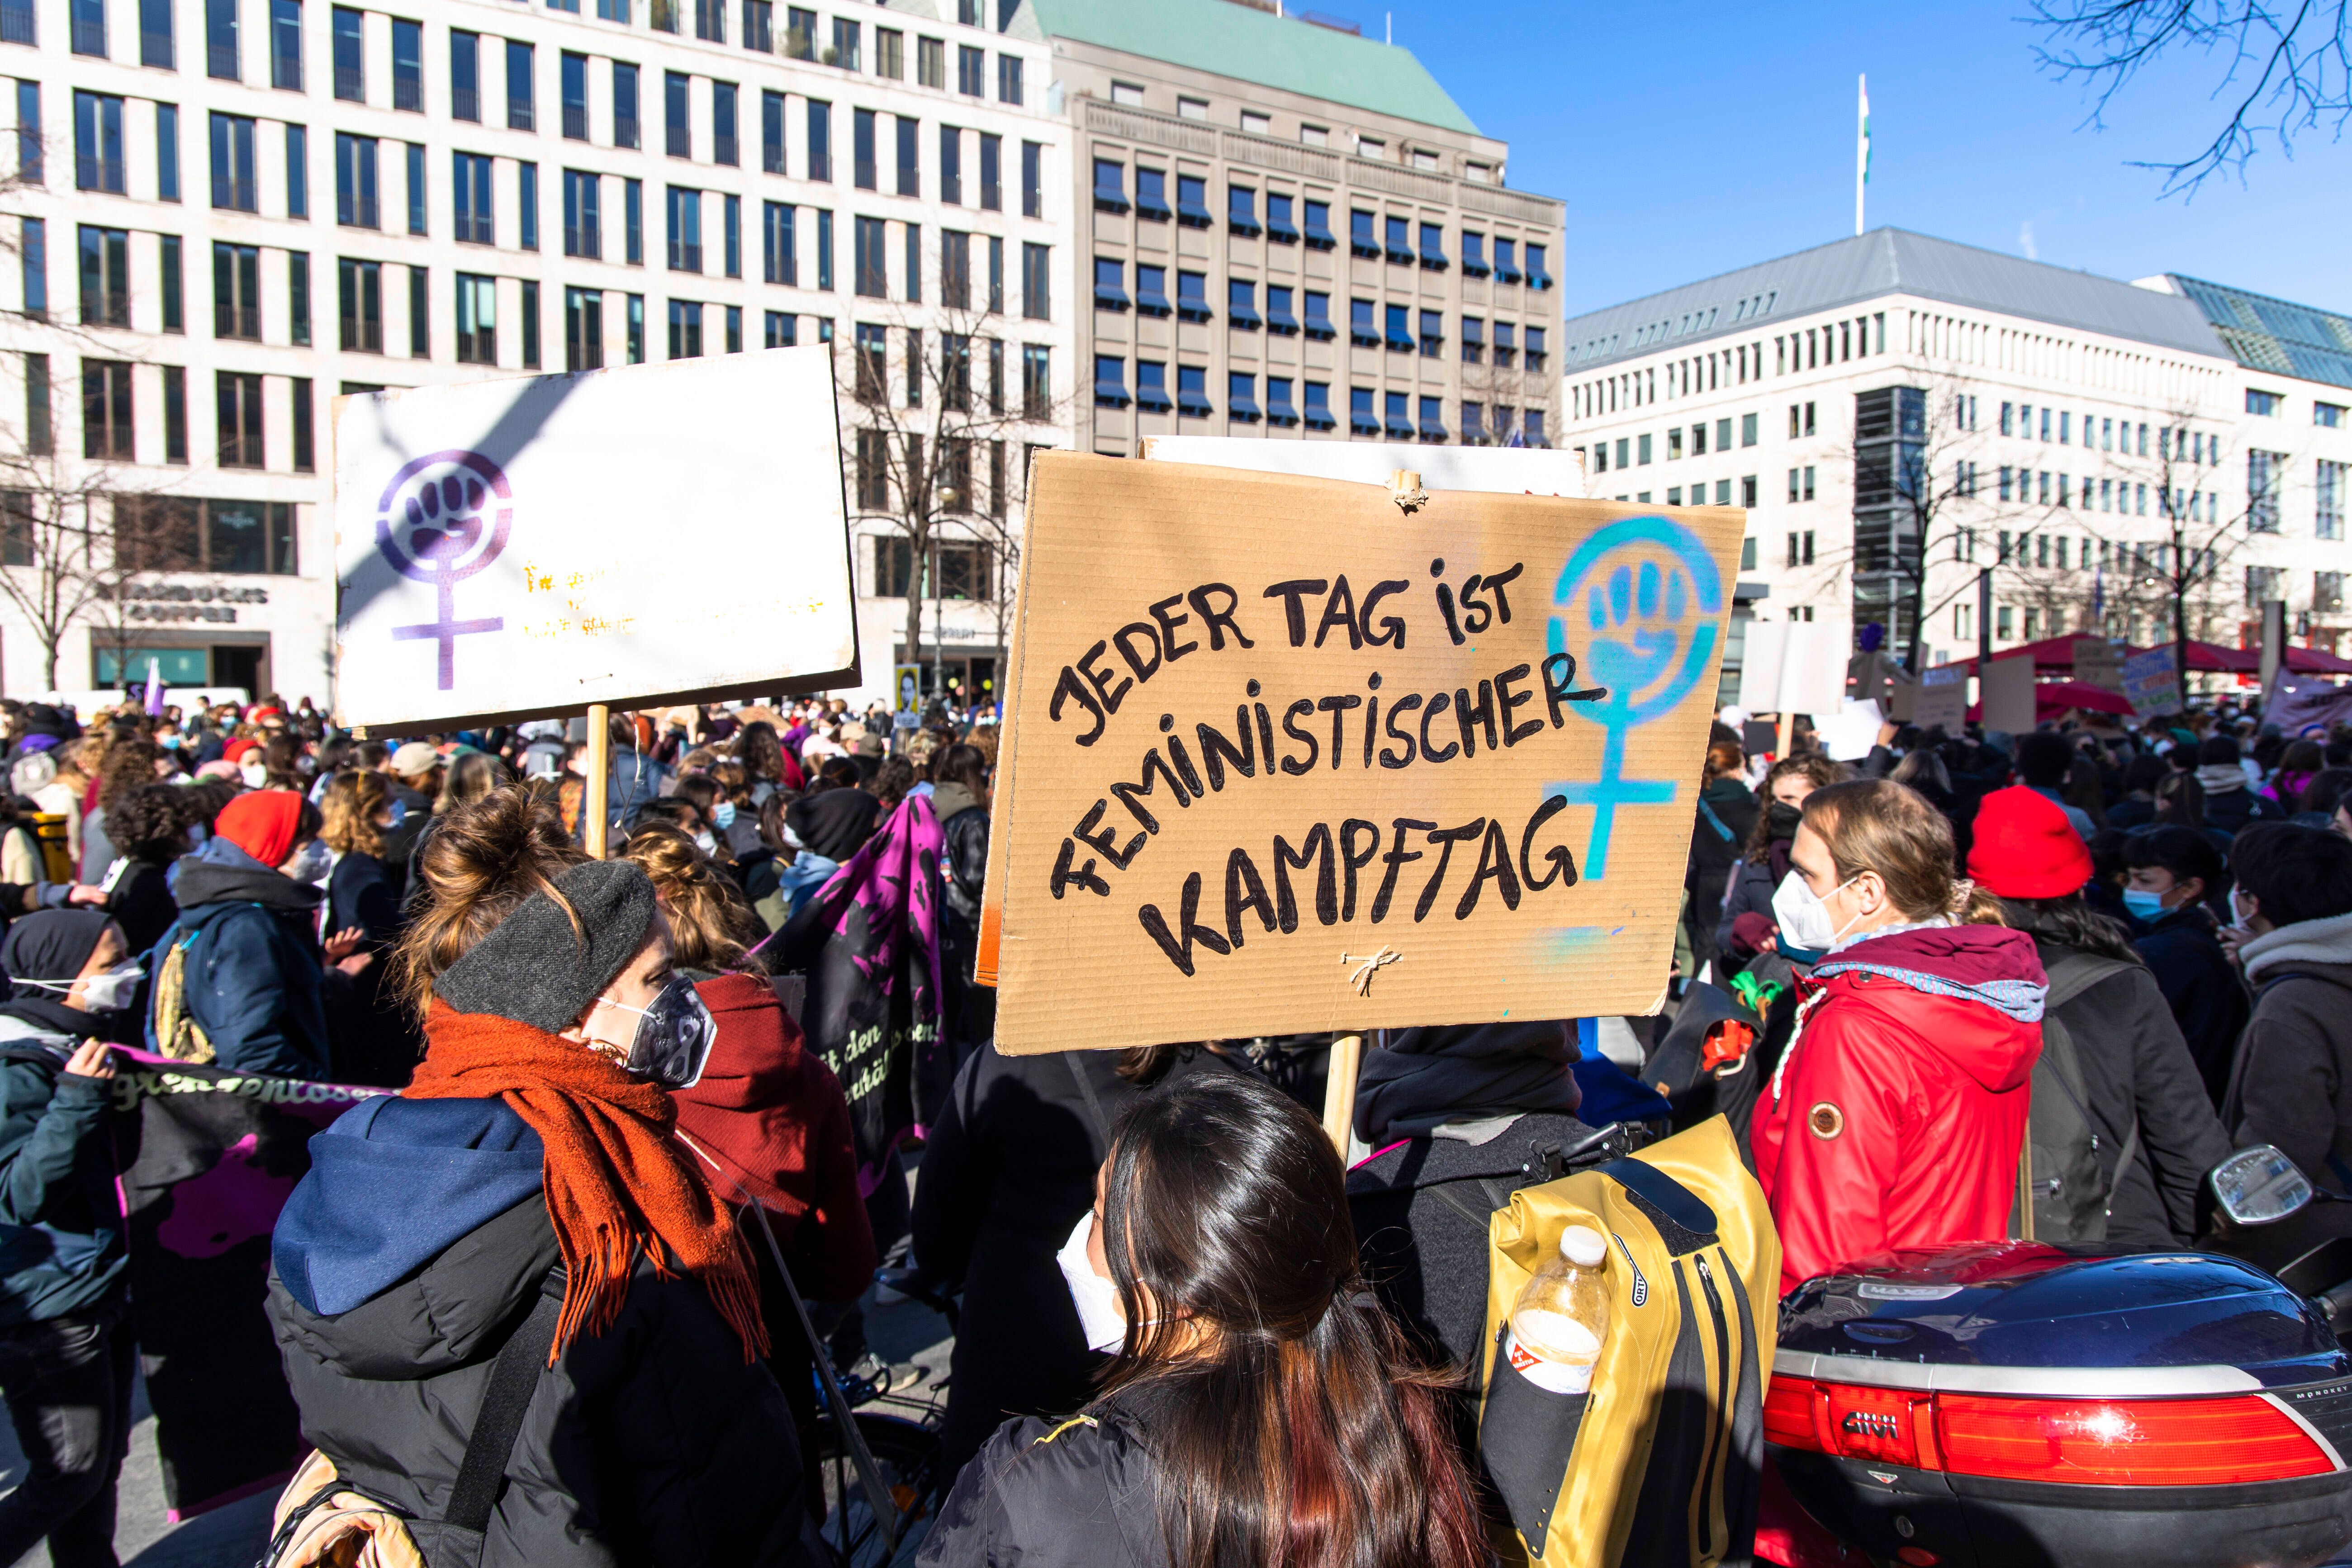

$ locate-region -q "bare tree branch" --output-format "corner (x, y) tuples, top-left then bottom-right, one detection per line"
(2027, 0), (2352, 194)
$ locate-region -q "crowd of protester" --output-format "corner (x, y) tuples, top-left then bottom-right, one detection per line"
(2, 672), (2351, 1567)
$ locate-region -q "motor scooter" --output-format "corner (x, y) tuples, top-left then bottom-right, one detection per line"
(1766, 1146), (2352, 1568)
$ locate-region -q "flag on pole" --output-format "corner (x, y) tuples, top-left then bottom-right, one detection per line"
(142, 657), (164, 716)
(1855, 74), (1871, 237)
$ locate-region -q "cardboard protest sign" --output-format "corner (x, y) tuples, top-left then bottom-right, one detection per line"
(1913, 665), (1968, 732)
(2122, 645), (2184, 718)
(1979, 654), (2038, 734)
(983, 453), (1742, 1054)
(2073, 637), (2124, 693)
(333, 350), (858, 731)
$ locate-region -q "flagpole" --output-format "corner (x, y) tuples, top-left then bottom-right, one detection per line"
(1855, 74), (1869, 237)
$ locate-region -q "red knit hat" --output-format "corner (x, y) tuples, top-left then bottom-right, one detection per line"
(1965, 785), (2093, 899)
(215, 789), (304, 870)
(222, 738), (260, 763)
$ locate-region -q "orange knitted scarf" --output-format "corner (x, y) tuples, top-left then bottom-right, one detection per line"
(408, 1001), (768, 1362)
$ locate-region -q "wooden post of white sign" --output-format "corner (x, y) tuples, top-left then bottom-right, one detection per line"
(584, 702), (611, 858)
(1322, 1033), (1362, 1155)
(1775, 711), (1795, 762)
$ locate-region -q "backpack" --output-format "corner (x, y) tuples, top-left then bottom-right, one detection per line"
(2011, 951), (2141, 1245)
(1474, 1115), (1780, 1568)
(261, 1274), (561, 1568)
(151, 926), (213, 1066)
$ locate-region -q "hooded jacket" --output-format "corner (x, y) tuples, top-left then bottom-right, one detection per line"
(671, 972), (875, 1303)
(1754, 923), (2046, 1294)
(267, 1094), (811, 1568)
(148, 837), (330, 1080)
(2130, 902), (2250, 1109)
(2226, 910), (2352, 1191)
(0, 998), (123, 1328)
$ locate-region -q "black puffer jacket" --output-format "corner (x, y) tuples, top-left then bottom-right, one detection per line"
(934, 783), (989, 930)
(266, 1097), (811, 1568)
(918, 1400), (1164, 1568)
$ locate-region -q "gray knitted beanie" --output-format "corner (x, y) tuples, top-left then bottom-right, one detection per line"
(432, 859), (660, 1032)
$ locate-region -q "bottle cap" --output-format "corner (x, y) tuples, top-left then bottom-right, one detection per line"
(1560, 1224), (1607, 1267)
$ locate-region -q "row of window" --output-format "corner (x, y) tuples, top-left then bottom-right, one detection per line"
(1087, 262), (1547, 363)
(46, 0), (1028, 113)
(845, 215), (1048, 315)
(1090, 358), (1546, 443)
(1584, 412), (1766, 473)
(1996, 402), (2227, 462)
(63, 82), (1054, 222)
(1099, 79), (1490, 180)
(2245, 387), (2349, 425)
(45, 352), (314, 488)
(847, 325), (1049, 416)
(844, 110), (1009, 207)
(1090, 162), (1552, 285)
(1568, 314), (1885, 420)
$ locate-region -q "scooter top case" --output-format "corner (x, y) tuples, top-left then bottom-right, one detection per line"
(1769, 1240), (2352, 1568)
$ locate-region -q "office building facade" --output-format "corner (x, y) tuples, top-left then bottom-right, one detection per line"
(1559, 228), (2352, 689)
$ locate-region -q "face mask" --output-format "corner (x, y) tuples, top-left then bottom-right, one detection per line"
(285, 840), (332, 881)
(1056, 1210), (1128, 1355)
(694, 830), (719, 856)
(592, 975), (716, 1089)
(19, 958), (143, 1014)
(712, 801), (737, 831)
(1771, 869), (1863, 954)
(2122, 887), (2170, 922)
(1765, 801), (1803, 839)
(2231, 890), (2256, 933)
(240, 762), (267, 789)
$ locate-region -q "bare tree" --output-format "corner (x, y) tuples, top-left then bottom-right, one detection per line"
(0, 443), (187, 691)
(839, 299), (1064, 706)
(2027, 0), (2352, 193)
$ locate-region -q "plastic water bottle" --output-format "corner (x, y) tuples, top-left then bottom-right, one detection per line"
(1504, 1223), (1612, 1395)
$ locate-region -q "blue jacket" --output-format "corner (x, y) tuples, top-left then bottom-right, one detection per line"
(148, 838), (331, 1080)
(0, 1009), (124, 1327)
(2132, 904), (2252, 1110)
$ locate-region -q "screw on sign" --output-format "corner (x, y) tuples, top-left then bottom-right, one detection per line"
(1545, 516), (1725, 880)
(377, 450), (513, 691)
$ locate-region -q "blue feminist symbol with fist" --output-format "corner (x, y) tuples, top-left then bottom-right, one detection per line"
(1547, 516), (1723, 880)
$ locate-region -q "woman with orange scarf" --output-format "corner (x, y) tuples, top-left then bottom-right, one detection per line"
(265, 787), (812, 1567)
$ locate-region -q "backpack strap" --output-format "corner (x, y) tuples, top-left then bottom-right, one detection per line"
(2042, 949), (2141, 1011)
(439, 1272), (564, 1552)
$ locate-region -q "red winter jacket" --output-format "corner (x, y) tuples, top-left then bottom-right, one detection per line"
(1754, 924), (2046, 1296)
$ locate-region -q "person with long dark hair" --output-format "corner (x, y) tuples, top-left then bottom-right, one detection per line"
(1713, 753), (1846, 972)
(918, 1071), (1484, 1568)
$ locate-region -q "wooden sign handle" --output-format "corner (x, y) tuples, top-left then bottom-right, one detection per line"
(1322, 1033), (1363, 1155)
(584, 702), (611, 858)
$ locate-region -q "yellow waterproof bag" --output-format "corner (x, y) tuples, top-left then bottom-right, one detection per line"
(1475, 1115), (1781, 1568)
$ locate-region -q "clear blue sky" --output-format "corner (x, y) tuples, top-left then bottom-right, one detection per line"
(1375, 0), (2352, 321)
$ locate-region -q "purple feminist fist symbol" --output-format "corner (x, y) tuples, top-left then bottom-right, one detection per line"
(376, 450), (512, 691)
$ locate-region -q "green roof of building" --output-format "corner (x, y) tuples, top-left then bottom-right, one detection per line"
(1020, 0), (1479, 136)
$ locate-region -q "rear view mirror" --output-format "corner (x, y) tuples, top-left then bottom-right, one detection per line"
(2211, 1146), (2315, 1227)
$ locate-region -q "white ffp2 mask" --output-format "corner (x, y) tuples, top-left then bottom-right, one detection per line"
(1771, 870), (1862, 954)
(1056, 1210), (1127, 1354)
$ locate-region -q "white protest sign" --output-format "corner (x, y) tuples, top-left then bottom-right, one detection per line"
(1143, 435), (1591, 497)
(1979, 654), (2038, 734)
(333, 349), (858, 730)
(2122, 645), (2184, 718)
(1735, 621), (1847, 715)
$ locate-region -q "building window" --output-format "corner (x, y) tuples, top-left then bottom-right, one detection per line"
(2250, 449), (2286, 532)
(759, 88), (786, 173)
(762, 200), (795, 284)
(408, 263), (427, 355)
(853, 215), (884, 296)
(334, 131), (377, 225)
(814, 208), (831, 288)
(664, 70), (690, 157)
(158, 363), (185, 461)
(614, 62), (640, 149)
(2318, 402), (2347, 429)
(2247, 388), (2281, 417)
(957, 43), (983, 95)
(721, 192), (740, 276)
(518, 161), (538, 250)
(216, 370), (264, 466)
(281, 122), (305, 216)
(564, 286), (603, 369)
(81, 361), (135, 465)
(666, 185), (702, 271)
(713, 81), (738, 166)
(1384, 300), (1415, 350)
(914, 32), (942, 85)
(1022, 139), (1042, 218)
(390, 16), (422, 109)
(455, 272), (496, 363)
(764, 309), (793, 348)
(2321, 460), (2347, 542)
(624, 177), (642, 262)
(453, 151), (493, 243)
(667, 299), (702, 358)
(70, 0), (103, 54)
(75, 91), (126, 193)
(1022, 343), (1049, 417)
(405, 140), (426, 233)
(1227, 183), (1257, 237)
(77, 224), (130, 327)
(806, 97), (829, 179)
(1021, 240), (1049, 320)
(562, 52), (589, 139)
(896, 113), (918, 196)
(338, 256), (382, 350)
(208, 111), (256, 211)
(939, 123), (962, 204)
(997, 53), (1021, 105)
(450, 28), (479, 120)
(159, 233), (183, 331)
(287, 249), (309, 344)
(625, 292), (644, 362)
(506, 40), (534, 130)
(560, 170), (603, 258)
(210, 239), (258, 336)
(1303, 380), (1334, 431)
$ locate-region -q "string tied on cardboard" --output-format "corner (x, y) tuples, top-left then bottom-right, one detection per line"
(1342, 946), (1402, 996)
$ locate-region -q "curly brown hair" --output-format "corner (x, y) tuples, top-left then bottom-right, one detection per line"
(96, 740), (164, 815)
(106, 783), (189, 862)
(1740, 753), (1849, 864)
(319, 770), (392, 858)
(386, 782), (590, 1020)
(619, 820), (764, 974)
